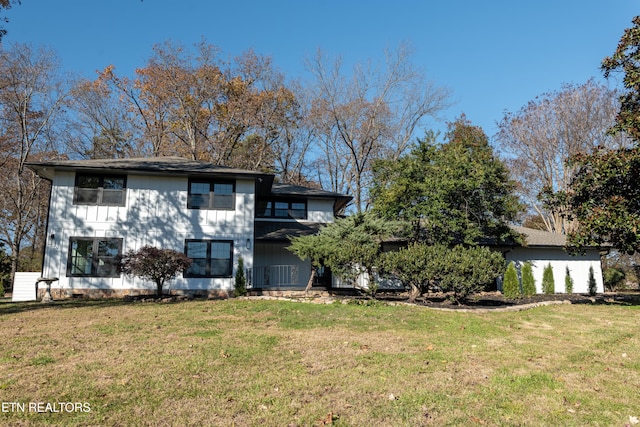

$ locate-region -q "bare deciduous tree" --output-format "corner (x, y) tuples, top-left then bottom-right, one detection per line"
(0, 43), (67, 285)
(495, 79), (629, 233)
(305, 43), (450, 212)
(65, 77), (137, 159)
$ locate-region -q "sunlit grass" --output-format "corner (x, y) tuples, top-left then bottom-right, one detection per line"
(0, 298), (639, 425)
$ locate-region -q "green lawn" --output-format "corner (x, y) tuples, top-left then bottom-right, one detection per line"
(0, 298), (639, 426)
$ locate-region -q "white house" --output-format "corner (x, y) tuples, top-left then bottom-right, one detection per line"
(25, 157), (351, 298)
(502, 226), (605, 294)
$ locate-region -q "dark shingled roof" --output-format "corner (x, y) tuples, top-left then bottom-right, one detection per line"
(511, 225), (567, 247)
(254, 221), (324, 241)
(271, 183), (349, 198)
(26, 157), (273, 182)
(270, 183), (352, 213)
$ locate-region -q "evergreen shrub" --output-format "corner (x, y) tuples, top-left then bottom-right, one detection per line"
(542, 263), (555, 294)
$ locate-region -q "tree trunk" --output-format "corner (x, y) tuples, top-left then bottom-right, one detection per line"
(304, 268), (317, 294)
(408, 283), (420, 303)
(156, 280), (164, 297)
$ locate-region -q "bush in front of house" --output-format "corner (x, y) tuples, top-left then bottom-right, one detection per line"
(120, 246), (192, 297)
(431, 245), (505, 304)
(521, 262), (536, 297)
(502, 261), (520, 299)
(381, 243), (503, 304)
(564, 266), (574, 294)
(542, 263), (555, 294)
(588, 265), (598, 296)
(234, 256), (247, 297)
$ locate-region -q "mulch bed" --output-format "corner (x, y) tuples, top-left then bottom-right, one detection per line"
(374, 291), (640, 310)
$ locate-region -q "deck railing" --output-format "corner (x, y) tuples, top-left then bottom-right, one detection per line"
(248, 265), (310, 289)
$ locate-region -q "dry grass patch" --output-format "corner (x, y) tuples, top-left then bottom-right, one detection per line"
(0, 298), (639, 426)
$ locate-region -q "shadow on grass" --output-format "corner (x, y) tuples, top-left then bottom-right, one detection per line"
(0, 295), (216, 316)
(0, 298), (136, 316)
(2, 291), (640, 316)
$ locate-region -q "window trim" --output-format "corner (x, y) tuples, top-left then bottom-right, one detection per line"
(187, 179), (236, 210)
(183, 239), (234, 278)
(256, 199), (307, 220)
(66, 237), (123, 278)
(73, 173), (127, 206)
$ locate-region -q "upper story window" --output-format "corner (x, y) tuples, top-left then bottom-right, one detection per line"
(74, 173), (127, 206)
(67, 237), (122, 277)
(256, 199), (307, 219)
(187, 179), (235, 210)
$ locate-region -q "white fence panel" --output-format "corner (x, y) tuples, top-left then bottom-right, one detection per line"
(11, 272), (41, 301)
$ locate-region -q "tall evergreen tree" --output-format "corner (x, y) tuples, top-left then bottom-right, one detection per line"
(542, 263), (555, 295)
(502, 261), (520, 299)
(521, 262), (536, 297)
(371, 116), (522, 246)
(564, 266), (574, 294)
(588, 265), (598, 296)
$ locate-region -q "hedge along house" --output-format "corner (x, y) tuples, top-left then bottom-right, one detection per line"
(501, 226), (606, 294)
(26, 157), (351, 299)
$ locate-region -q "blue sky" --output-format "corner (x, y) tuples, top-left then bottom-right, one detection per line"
(4, 0), (637, 138)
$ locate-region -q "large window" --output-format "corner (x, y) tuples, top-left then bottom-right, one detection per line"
(184, 240), (233, 278)
(74, 173), (127, 206)
(187, 179), (235, 210)
(256, 199), (307, 219)
(67, 237), (122, 277)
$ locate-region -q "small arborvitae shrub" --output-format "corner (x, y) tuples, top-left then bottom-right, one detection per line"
(588, 265), (597, 296)
(603, 267), (625, 291)
(234, 256), (247, 297)
(564, 266), (574, 294)
(521, 262), (536, 297)
(542, 263), (555, 294)
(502, 261), (520, 299)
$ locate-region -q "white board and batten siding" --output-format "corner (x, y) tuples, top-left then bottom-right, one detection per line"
(306, 199), (336, 223)
(505, 247), (604, 294)
(42, 172), (256, 294)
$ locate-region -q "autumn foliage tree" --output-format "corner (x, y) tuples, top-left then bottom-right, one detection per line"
(120, 246), (192, 297)
(95, 40), (300, 175)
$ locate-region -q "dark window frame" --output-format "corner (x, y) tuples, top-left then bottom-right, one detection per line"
(66, 237), (123, 278)
(73, 173), (127, 206)
(183, 239), (234, 278)
(256, 199), (307, 219)
(187, 179), (236, 210)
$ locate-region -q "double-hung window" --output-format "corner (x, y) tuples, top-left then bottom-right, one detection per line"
(184, 240), (233, 278)
(74, 173), (126, 206)
(67, 237), (122, 277)
(187, 179), (235, 210)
